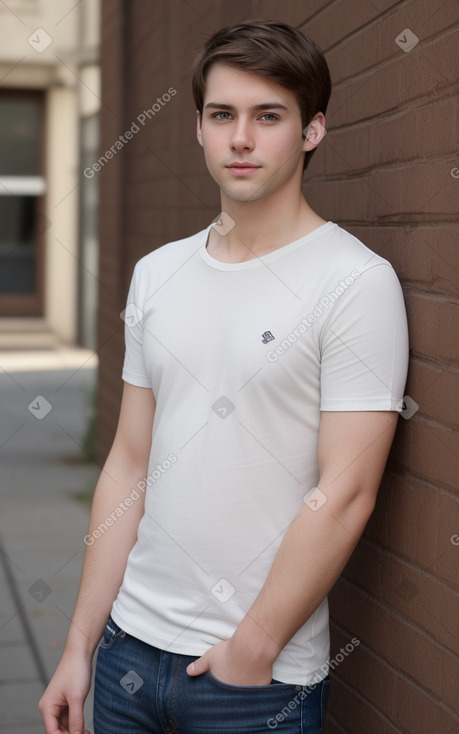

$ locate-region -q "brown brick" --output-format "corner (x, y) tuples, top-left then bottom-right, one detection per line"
(254, 0), (329, 27)
(305, 158), (458, 230)
(381, 553), (459, 654)
(394, 671), (459, 733)
(324, 673), (399, 734)
(326, 21), (386, 84)
(436, 492), (459, 590)
(442, 649), (459, 719)
(325, 0), (459, 85)
(392, 415), (459, 493)
(97, 3), (459, 732)
(323, 95), (456, 176)
(330, 577), (457, 708)
(378, 0), (459, 61)
(404, 359), (459, 429)
(366, 472), (440, 574)
(345, 225), (459, 298)
(331, 628), (398, 725)
(334, 624), (458, 732)
(341, 538), (384, 599)
(328, 30), (457, 126)
(321, 717), (346, 734)
(403, 293), (459, 366)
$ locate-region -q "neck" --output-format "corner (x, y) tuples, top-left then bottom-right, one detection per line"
(208, 188), (326, 263)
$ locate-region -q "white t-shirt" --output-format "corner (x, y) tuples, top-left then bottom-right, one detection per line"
(111, 220), (409, 685)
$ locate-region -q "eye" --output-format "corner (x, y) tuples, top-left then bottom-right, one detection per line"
(212, 112), (232, 120)
(260, 113), (279, 122)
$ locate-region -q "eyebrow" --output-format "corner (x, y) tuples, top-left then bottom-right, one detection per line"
(204, 102), (289, 111)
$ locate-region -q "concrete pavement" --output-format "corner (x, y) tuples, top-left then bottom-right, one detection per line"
(0, 350), (99, 733)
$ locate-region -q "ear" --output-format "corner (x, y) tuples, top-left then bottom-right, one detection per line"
(302, 112), (327, 152)
(196, 110), (203, 147)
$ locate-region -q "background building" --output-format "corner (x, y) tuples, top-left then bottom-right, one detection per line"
(0, 0), (100, 350)
(97, 0), (457, 731)
(0, 6), (101, 728)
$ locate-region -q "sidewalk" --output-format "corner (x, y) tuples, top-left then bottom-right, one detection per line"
(0, 349), (99, 734)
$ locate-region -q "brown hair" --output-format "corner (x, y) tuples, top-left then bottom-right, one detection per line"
(191, 19), (332, 171)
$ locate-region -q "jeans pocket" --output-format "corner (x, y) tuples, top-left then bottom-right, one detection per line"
(205, 670), (294, 691)
(99, 615), (126, 649)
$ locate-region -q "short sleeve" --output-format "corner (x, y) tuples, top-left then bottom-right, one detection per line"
(320, 263), (409, 412)
(121, 263), (151, 388)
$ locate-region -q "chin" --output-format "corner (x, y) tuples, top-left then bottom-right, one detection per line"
(220, 182), (268, 203)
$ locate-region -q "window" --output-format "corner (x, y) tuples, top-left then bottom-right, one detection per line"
(0, 91), (46, 314)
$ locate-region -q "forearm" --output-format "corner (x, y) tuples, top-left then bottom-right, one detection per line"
(63, 449), (148, 659)
(187, 414), (396, 684)
(232, 412), (397, 664)
(233, 489), (373, 663)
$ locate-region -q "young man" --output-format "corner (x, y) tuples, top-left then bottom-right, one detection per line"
(39, 20), (409, 734)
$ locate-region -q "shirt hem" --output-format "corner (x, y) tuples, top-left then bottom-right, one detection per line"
(110, 605), (329, 686)
(320, 398), (402, 411)
(122, 370), (151, 388)
(110, 605), (211, 656)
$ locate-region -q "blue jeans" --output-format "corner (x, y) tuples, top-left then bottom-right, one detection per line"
(93, 615), (329, 733)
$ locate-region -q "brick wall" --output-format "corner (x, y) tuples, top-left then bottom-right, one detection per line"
(97, 1), (459, 731)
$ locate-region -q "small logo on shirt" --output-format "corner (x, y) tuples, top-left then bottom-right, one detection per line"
(261, 331), (275, 344)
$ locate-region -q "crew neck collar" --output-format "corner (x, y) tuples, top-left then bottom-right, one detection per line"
(199, 221), (335, 271)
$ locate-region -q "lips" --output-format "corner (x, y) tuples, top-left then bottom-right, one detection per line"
(225, 162), (261, 175)
(226, 162), (260, 169)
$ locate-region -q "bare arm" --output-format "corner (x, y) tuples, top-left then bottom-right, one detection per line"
(64, 382), (155, 656)
(39, 382), (155, 734)
(188, 410), (398, 684)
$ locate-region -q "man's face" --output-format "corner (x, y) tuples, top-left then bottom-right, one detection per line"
(197, 63), (321, 204)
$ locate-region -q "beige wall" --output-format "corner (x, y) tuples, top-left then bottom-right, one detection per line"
(44, 85), (79, 342)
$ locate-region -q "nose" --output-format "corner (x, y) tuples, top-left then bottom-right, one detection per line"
(230, 117), (255, 153)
